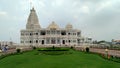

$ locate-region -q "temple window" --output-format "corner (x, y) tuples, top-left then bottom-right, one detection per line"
(30, 40), (32, 43)
(61, 31), (66, 35)
(77, 32), (80, 36)
(36, 33), (38, 35)
(30, 33), (33, 36)
(68, 33), (70, 35)
(36, 40), (38, 43)
(41, 31), (46, 35)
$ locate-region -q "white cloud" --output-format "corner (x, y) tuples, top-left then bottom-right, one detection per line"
(19, 0), (29, 11)
(95, 0), (115, 12)
(1, 0), (120, 42)
(51, 0), (65, 7)
(38, 1), (45, 8)
(0, 11), (7, 16)
(80, 5), (90, 14)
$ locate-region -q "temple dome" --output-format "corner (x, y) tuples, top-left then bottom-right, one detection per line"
(66, 23), (73, 29)
(48, 21), (59, 29)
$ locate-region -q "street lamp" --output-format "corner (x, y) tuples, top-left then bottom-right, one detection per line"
(105, 48), (108, 58)
(0, 49), (2, 52)
(0, 49), (2, 56)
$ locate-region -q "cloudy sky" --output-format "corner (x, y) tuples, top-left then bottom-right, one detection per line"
(0, 0), (120, 43)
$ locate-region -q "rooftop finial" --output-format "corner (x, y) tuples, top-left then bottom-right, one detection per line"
(30, 0), (34, 9)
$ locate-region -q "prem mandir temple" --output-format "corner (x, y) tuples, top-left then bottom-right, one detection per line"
(20, 7), (92, 46)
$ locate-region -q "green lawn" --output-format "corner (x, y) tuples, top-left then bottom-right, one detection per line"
(0, 50), (120, 68)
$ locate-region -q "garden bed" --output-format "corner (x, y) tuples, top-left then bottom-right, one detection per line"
(37, 47), (72, 55)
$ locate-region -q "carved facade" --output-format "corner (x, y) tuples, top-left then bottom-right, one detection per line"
(20, 8), (90, 46)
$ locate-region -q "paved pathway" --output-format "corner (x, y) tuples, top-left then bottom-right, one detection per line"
(75, 47), (120, 57)
(1, 46), (120, 57)
(90, 48), (120, 57)
(0, 47), (32, 56)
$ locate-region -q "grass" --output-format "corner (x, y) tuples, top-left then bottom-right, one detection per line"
(0, 50), (120, 68)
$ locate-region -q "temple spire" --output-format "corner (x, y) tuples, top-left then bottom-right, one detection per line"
(26, 7), (41, 29)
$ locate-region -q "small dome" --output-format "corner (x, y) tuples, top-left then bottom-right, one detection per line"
(66, 23), (73, 29)
(48, 21), (59, 29)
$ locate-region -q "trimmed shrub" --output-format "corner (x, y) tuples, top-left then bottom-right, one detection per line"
(16, 49), (21, 53)
(52, 46), (55, 49)
(38, 47), (69, 51)
(86, 47), (89, 53)
(71, 46), (73, 49)
(37, 47), (71, 55)
(33, 46), (36, 50)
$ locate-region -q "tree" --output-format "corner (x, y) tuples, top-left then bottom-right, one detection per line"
(98, 40), (106, 44)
